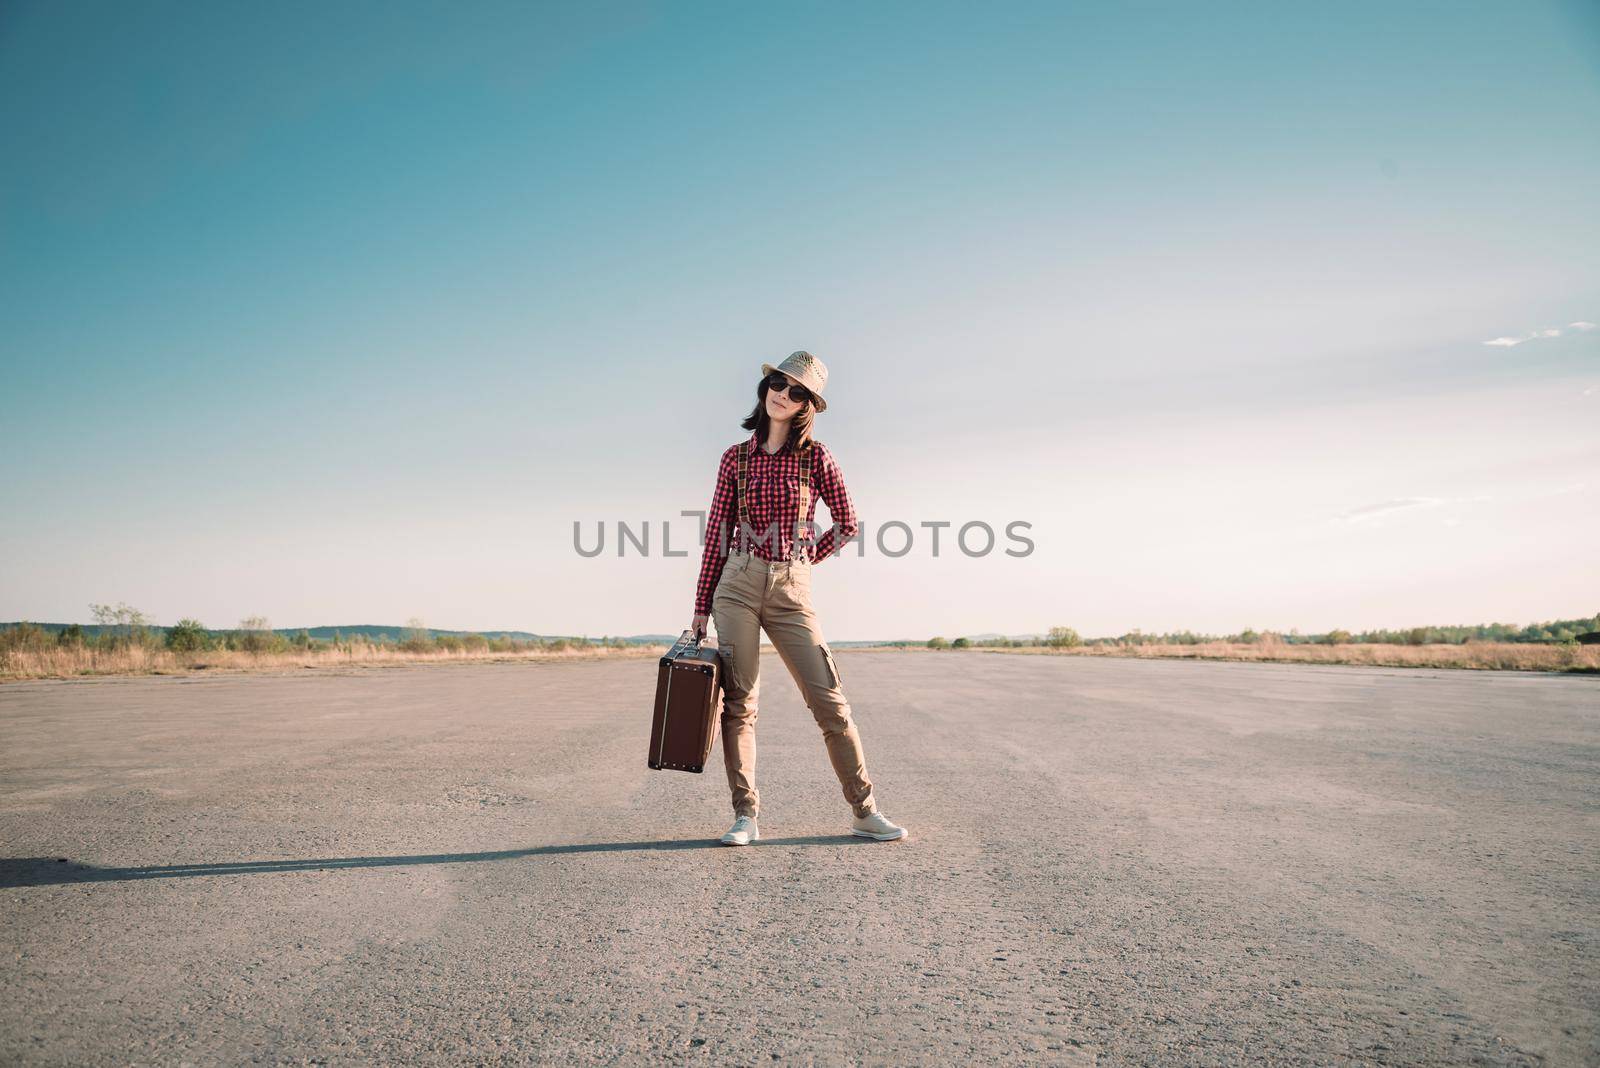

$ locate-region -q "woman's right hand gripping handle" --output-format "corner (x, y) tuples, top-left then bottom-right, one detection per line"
(691, 613), (709, 642)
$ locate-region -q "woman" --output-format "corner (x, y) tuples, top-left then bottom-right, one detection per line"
(690, 351), (909, 846)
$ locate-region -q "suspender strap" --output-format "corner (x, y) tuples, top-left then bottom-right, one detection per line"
(736, 440), (751, 554)
(793, 441), (813, 560)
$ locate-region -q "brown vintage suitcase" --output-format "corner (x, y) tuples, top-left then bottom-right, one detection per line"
(647, 630), (722, 773)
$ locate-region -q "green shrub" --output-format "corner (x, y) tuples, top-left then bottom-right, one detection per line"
(232, 616), (282, 654)
(398, 617), (435, 653)
(165, 619), (211, 652)
(1045, 626), (1081, 648)
(927, 636), (948, 649)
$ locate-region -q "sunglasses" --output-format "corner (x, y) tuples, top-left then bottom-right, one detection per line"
(763, 373), (813, 405)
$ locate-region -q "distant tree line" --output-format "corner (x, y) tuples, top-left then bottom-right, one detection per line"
(6, 608), (1597, 656)
(0, 604), (635, 656)
(914, 613), (1600, 650)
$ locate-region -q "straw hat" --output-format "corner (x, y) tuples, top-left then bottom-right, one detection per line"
(760, 350), (830, 412)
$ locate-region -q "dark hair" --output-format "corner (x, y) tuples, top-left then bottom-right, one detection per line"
(741, 373), (817, 451)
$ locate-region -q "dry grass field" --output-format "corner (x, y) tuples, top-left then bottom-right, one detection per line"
(0, 641), (671, 682)
(2, 638), (1593, 682)
(960, 640), (1600, 673)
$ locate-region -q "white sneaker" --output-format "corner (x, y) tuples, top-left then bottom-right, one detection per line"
(720, 814), (759, 846)
(850, 809), (908, 841)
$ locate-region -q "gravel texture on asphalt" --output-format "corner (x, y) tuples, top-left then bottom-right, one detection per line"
(1, 654), (1596, 1065)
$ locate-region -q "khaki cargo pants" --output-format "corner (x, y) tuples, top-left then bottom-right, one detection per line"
(710, 549), (875, 820)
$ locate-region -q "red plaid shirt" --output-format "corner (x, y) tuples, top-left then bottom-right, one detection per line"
(693, 431), (860, 617)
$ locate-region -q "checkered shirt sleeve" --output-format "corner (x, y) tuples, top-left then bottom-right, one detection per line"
(808, 443), (860, 565)
(693, 445), (739, 617)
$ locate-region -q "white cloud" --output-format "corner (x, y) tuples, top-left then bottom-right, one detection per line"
(1483, 324), (1573, 346)
(1571, 321), (1597, 331)
(1337, 497), (1442, 522)
(1336, 493), (1491, 524)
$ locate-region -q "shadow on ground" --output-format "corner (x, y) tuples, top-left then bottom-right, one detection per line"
(0, 835), (878, 888)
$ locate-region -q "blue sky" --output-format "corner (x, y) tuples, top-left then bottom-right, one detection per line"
(2, 1), (1596, 639)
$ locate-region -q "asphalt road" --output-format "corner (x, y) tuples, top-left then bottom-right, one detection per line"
(1, 654), (1596, 1065)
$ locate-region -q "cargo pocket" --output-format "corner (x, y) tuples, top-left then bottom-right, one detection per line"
(717, 641), (743, 699)
(819, 643), (842, 689)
